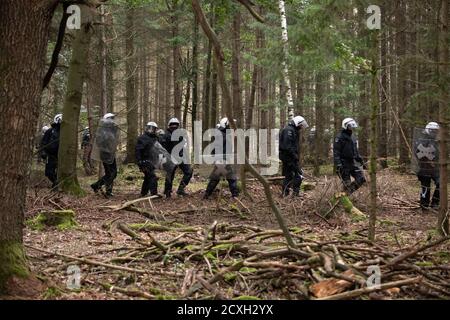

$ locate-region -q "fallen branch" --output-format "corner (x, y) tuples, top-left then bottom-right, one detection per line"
(118, 222), (168, 253)
(99, 282), (155, 299)
(125, 205), (167, 221)
(98, 195), (161, 211)
(386, 236), (450, 267)
(317, 277), (422, 300)
(185, 261), (244, 298)
(197, 276), (226, 300)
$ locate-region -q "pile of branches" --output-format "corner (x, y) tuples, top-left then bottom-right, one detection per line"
(28, 218), (450, 300)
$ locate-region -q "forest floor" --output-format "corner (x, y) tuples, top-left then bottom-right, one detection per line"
(20, 163), (450, 300)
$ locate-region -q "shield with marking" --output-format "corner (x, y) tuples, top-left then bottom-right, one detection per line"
(411, 128), (439, 177)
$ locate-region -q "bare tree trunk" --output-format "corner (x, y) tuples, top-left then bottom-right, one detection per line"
(396, 0), (410, 167)
(278, 0), (294, 120)
(368, 30), (380, 242)
(211, 61), (218, 125)
(165, 49), (172, 121)
(124, 4), (138, 164)
(100, 4), (108, 114)
(437, 0), (449, 236)
(143, 47), (150, 125)
(0, 0), (56, 293)
(182, 51), (191, 128)
(171, 0), (182, 119)
(192, 14), (199, 138)
(358, 78), (369, 160)
(231, 9), (246, 192)
(313, 72), (325, 176)
(247, 64), (258, 130)
(378, 27), (388, 169)
(202, 6), (213, 131)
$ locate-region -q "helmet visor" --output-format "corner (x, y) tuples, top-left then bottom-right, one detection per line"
(299, 120), (309, 129)
(346, 120), (358, 129)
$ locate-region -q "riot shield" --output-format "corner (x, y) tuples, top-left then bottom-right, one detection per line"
(91, 119), (120, 164)
(411, 128), (439, 177)
(149, 141), (177, 174)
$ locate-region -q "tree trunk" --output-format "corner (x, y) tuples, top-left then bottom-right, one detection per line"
(171, 0), (182, 120)
(437, 0), (449, 236)
(100, 4), (108, 114)
(358, 78), (369, 160)
(58, 9), (93, 196)
(231, 9), (246, 191)
(211, 61), (218, 126)
(368, 30), (380, 242)
(142, 47), (150, 126)
(124, 4), (138, 164)
(192, 15), (199, 139)
(202, 6), (213, 132)
(165, 49), (172, 121)
(182, 51), (191, 128)
(396, 0), (410, 167)
(378, 27), (388, 169)
(0, 0), (56, 293)
(314, 72), (325, 176)
(278, 0), (294, 119)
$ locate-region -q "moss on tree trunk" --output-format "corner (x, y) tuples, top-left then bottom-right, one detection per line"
(58, 6), (92, 196)
(0, 241), (29, 293)
(60, 178), (86, 197)
(332, 192), (366, 221)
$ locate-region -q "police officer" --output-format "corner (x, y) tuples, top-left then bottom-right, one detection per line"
(333, 118), (366, 194)
(37, 125), (50, 163)
(160, 118), (193, 198)
(204, 117), (239, 199)
(279, 115), (309, 197)
(136, 122), (160, 197)
(41, 114), (62, 188)
(81, 127), (90, 148)
(414, 122), (440, 209)
(90, 113), (119, 197)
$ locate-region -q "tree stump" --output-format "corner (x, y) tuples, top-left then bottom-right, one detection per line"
(27, 210), (78, 231)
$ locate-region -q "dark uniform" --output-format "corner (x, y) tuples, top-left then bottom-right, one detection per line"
(95, 157), (117, 196)
(81, 128), (90, 147)
(160, 129), (193, 197)
(204, 127), (239, 198)
(41, 123), (60, 188)
(414, 134), (439, 208)
(136, 132), (160, 197)
(333, 129), (366, 194)
(279, 122), (303, 196)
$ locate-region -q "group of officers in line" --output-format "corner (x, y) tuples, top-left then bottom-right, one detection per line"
(39, 113), (441, 210)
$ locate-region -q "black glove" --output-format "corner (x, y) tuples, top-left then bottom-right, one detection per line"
(40, 152), (47, 161)
(362, 163), (368, 170)
(139, 160), (152, 173)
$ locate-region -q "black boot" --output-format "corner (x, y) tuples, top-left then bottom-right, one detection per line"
(177, 185), (188, 196)
(105, 184), (114, 198)
(91, 182), (100, 193)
